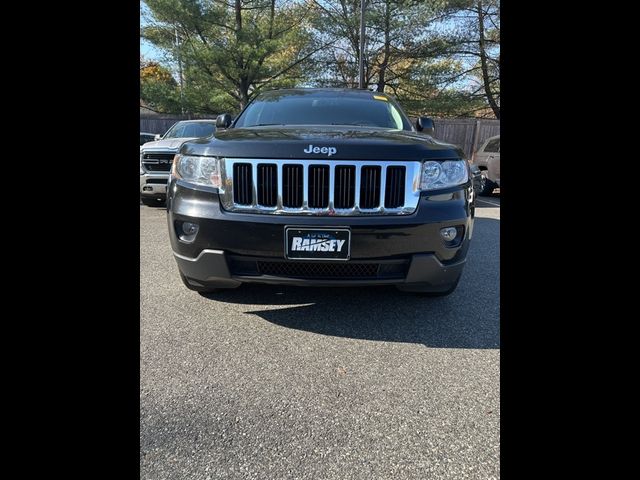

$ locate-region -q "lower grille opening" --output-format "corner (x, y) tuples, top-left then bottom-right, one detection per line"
(229, 261), (409, 280)
(258, 262), (378, 278)
(146, 178), (168, 184)
(227, 258), (260, 276)
(227, 257), (409, 280)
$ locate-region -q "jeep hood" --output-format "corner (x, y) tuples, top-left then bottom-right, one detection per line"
(180, 126), (465, 161)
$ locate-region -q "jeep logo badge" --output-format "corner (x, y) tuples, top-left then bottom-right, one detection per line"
(303, 144), (337, 156)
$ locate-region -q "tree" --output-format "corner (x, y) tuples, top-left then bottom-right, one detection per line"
(140, 57), (182, 113)
(443, 0), (500, 118)
(142, 0), (325, 113)
(307, 0), (486, 117)
(139, 0), (500, 118)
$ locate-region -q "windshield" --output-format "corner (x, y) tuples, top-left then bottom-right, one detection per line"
(234, 91), (412, 130)
(163, 122), (216, 139)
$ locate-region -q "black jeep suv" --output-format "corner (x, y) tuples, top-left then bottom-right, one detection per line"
(167, 88), (474, 295)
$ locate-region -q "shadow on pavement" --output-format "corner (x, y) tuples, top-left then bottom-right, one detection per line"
(201, 217), (500, 349)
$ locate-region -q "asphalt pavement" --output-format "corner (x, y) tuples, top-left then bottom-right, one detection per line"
(140, 196), (500, 479)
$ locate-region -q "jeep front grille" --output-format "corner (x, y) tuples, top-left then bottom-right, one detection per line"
(219, 159), (422, 215)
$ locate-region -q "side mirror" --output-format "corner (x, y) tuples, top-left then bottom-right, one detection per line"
(154, 134), (162, 141)
(216, 113), (232, 129)
(416, 117), (435, 136)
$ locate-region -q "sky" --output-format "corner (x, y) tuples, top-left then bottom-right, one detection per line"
(140, 1), (162, 61)
(140, 40), (161, 61)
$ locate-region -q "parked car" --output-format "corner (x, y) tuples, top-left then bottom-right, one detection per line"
(140, 120), (216, 206)
(140, 132), (156, 146)
(472, 134), (500, 195)
(469, 163), (483, 201)
(167, 88), (474, 295)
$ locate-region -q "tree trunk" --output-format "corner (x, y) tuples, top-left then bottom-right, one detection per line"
(235, 0), (247, 110)
(477, 0), (500, 118)
(376, 0), (391, 92)
(269, 0), (275, 39)
(235, 0), (242, 31)
(239, 78), (250, 110)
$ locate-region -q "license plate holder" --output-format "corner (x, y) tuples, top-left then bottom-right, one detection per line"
(285, 227), (351, 261)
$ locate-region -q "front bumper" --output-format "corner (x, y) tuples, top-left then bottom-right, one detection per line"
(140, 173), (169, 198)
(174, 249), (466, 290)
(168, 179), (474, 290)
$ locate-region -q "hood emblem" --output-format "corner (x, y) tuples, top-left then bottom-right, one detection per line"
(303, 144), (337, 157)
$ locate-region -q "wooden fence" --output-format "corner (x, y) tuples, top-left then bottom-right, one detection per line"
(140, 115), (499, 158)
(431, 118), (500, 158)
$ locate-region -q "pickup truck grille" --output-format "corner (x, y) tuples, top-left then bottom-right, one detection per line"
(219, 159), (421, 215)
(141, 152), (174, 172)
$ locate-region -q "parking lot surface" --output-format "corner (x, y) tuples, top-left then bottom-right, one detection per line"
(140, 196), (500, 479)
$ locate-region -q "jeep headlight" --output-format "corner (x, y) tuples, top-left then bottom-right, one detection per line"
(172, 155), (221, 188)
(420, 160), (468, 191)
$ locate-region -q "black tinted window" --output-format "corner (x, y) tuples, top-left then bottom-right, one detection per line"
(235, 93), (411, 130)
(140, 134), (154, 145)
(483, 138), (500, 152)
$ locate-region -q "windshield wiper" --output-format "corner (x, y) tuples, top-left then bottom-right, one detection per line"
(250, 123), (287, 127)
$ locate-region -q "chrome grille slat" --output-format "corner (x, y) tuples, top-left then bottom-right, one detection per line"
(220, 159), (421, 216)
(276, 163), (284, 209)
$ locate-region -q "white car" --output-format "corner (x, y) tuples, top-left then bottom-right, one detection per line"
(140, 120), (216, 206)
(472, 134), (500, 196)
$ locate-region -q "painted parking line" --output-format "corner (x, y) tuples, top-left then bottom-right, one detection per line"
(476, 198), (501, 207)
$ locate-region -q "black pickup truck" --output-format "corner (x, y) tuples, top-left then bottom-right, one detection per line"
(167, 88), (475, 295)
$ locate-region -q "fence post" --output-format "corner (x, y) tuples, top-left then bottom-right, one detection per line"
(470, 119), (481, 162)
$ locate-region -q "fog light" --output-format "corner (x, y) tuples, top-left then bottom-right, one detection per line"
(440, 227), (458, 241)
(182, 222), (199, 236)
